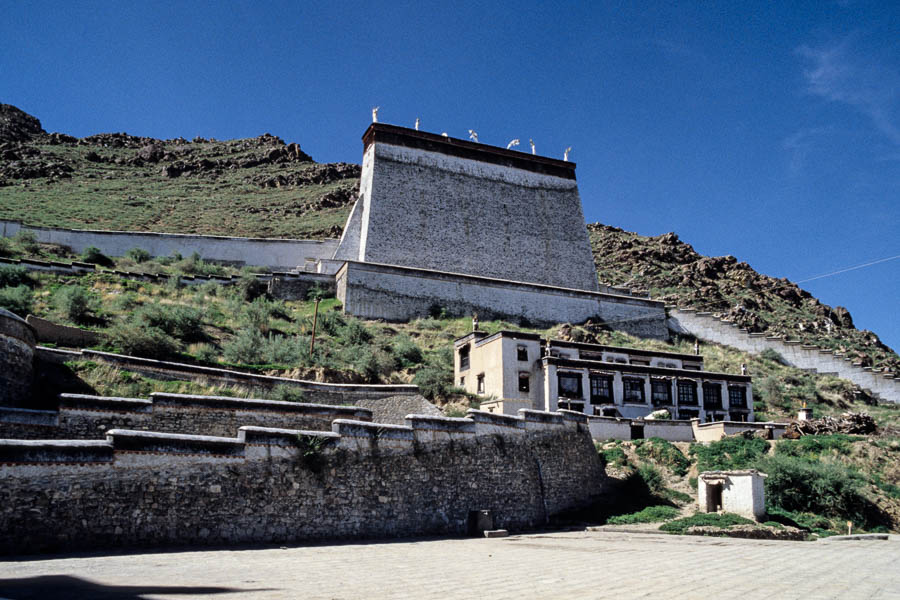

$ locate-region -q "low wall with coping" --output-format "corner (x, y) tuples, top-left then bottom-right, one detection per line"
(0, 407), (605, 554)
(336, 261), (668, 338)
(691, 420), (786, 443)
(0, 219), (338, 270)
(34, 347), (419, 404)
(0, 393), (372, 440)
(668, 308), (900, 403)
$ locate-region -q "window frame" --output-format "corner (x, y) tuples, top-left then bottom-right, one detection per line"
(622, 377), (646, 404)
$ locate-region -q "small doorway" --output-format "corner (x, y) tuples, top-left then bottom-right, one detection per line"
(705, 482), (723, 513)
(630, 424), (644, 440)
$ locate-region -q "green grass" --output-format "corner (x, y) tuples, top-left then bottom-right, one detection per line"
(659, 512), (756, 534)
(607, 505), (679, 525)
(690, 436), (770, 473)
(634, 437), (691, 476)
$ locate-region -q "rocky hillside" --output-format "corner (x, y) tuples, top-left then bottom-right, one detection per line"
(0, 104), (359, 238)
(588, 223), (898, 373)
(1, 103), (896, 373)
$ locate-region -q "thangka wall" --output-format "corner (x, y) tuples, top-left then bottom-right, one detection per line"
(0, 409), (605, 554)
(333, 124), (600, 292)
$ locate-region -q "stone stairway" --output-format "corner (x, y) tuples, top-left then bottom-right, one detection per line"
(668, 308), (900, 404)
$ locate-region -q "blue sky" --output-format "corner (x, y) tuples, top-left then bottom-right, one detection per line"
(3, 0), (898, 350)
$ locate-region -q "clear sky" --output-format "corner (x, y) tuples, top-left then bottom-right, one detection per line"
(3, 0), (898, 350)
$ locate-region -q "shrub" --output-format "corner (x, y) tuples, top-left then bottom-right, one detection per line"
(660, 512), (755, 534)
(109, 322), (180, 360)
(193, 344), (218, 364)
(600, 446), (628, 468)
(0, 237), (13, 257)
(234, 273), (266, 301)
(0, 285), (33, 316)
(758, 454), (870, 525)
(269, 384), (306, 403)
(634, 437), (690, 476)
(413, 347), (455, 399)
(775, 434), (863, 460)
(337, 318), (372, 346)
(79, 246), (113, 267)
(755, 375), (787, 410)
(306, 285), (332, 301)
(690, 436), (770, 473)
(125, 247), (151, 263)
(351, 346), (397, 382)
(13, 231), (39, 253)
(392, 335), (423, 367)
(222, 329), (304, 366)
(760, 348), (788, 365)
(607, 505), (679, 525)
(637, 463), (665, 495)
(133, 303), (206, 343)
(54, 286), (96, 324)
(0, 265), (31, 288)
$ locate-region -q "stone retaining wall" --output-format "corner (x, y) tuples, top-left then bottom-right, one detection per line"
(0, 309), (35, 407)
(0, 393), (372, 440)
(0, 408), (605, 554)
(337, 261), (668, 338)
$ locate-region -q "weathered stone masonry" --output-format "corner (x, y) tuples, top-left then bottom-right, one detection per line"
(0, 410), (605, 554)
(0, 309), (35, 407)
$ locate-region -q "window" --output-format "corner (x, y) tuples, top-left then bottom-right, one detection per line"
(459, 345), (470, 371)
(678, 408), (699, 420)
(476, 373), (485, 394)
(651, 379), (672, 406)
(590, 375), (613, 403)
(623, 377), (645, 403)
(707, 412), (726, 422)
(677, 381), (697, 405)
(518, 372), (530, 393)
(729, 412), (748, 422)
(517, 345), (529, 361)
(558, 400), (584, 411)
(459, 376), (465, 387)
(630, 359), (649, 366)
(557, 372), (583, 399)
(703, 383), (723, 410)
(728, 386), (747, 408)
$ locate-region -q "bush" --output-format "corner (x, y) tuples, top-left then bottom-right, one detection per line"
(392, 335), (423, 367)
(125, 247), (151, 263)
(193, 344), (218, 364)
(755, 375), (787, 410)
(233, 273), (266, 301)
(240, 297), (289, 335)
(13, 231), (39, 253)
(600, 446), (628, 468)
(690, 436), (770, 473)
(758, 454), (871, 525)
(351, 346), (397, 382)
(54, 286), (96, 324)
(133, 303), (206, 343)
(775, 434), (863, 460)
(607, 505), (679, 525)
(222, 329), (304, 366)
(269, 384), (307, 403)
(0, 238), (13, 257)
(109, 322), (180, 360)
(0, 265), (31, 288)
(760, 348), (788, 365)
(79, 246), (113, 267)
(306, 285), (332, 301)
(634, 437), (691, 476)
(660, 512), (755, 534)
(0, 285), (33, 316)
(636, 463), (665, 495)
(413, 347), (455, 399)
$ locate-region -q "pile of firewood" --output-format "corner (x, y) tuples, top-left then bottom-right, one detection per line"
(783, 412), (877, 438)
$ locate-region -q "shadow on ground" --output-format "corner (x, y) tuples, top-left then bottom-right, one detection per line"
(0, 574), (272, 599)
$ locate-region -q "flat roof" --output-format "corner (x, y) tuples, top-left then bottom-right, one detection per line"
(362, 123), (577, 180)
(544, 356), (751, 383)
(548, 339), (703, 362)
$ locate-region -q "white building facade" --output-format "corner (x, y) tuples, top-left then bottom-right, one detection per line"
(454, 331), (753, 424)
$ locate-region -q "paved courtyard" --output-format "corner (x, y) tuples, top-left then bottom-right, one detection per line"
(1, 530), (898, 599)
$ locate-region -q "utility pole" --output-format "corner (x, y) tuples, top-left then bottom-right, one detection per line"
(309, 297), (320, 357)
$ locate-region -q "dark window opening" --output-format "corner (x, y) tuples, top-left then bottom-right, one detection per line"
(630, 359), (649, 366)
(678, 408), (699, 420)
(677, 381), (698, 405)
(518, 372), (530, 393)
(459, 376), (465, 386)
(590, 375), (613, 403)
(459, 345), (470, 371)
(517, 345), (529, 361)
(558, 372), (583, 399)
(728, 386), (747, 408)
(630, 424), (645, 440)
(729, 412), (748, 422)
(651, 379), (672, 406)
(476, 373), (485, 394)
(703, 383), (723, 410)
(623, 377), (645, 403)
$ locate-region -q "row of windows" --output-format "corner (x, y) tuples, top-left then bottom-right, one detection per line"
(558, 372), (748, 407)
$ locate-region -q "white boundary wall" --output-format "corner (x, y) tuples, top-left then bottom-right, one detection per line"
(0, 220), (338, 270)
(668, 308), (900, 403)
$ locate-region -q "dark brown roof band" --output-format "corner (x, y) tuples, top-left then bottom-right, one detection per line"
(544, 356), (752, 383)
(362, 123), (577, 180)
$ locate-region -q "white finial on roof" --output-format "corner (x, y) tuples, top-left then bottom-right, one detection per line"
(564, 147), (572, 162)
(372, 106), (380, 123)
(441, 132), (448, 137)
(529, 139), (536, 155)
(507, 139), (520, 150)
(468, 130), (479, 143)
(414, 118), (420, 131)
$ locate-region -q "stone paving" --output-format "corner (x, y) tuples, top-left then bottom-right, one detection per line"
(0, 530), (898, 599)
